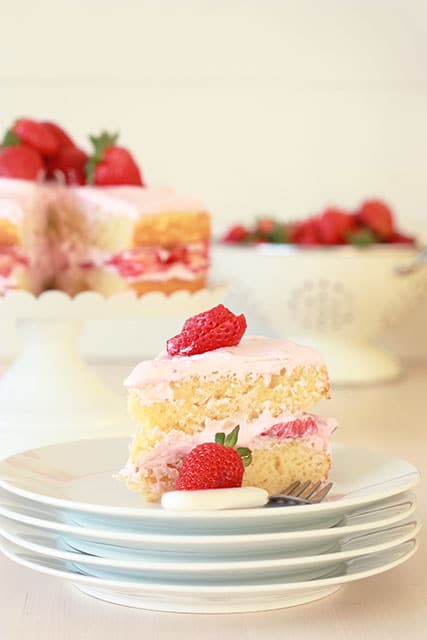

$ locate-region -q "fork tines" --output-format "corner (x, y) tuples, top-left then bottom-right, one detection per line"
(269, 480), (334, 505)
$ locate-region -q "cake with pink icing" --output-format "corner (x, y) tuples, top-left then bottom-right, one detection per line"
(120, 305), (337, 502)
(0, 118), (210, 296)
(0, 182), (210, 296)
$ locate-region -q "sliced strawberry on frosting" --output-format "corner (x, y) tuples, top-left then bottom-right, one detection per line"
(167, 304), (247, 357)
(262, 415), (319, 439)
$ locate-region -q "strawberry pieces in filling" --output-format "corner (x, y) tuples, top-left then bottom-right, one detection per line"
(262, 415), (319, 439)
(102, 242), (208, 280)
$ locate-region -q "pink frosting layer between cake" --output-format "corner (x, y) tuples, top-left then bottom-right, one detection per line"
(79, 241), (209, 282)
(124, 336), (325, 393)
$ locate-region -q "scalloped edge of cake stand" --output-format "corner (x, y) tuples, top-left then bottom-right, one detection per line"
(0, 285), (227, 458)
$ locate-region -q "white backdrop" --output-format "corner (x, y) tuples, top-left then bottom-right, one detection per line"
(0, 0), (426, 359)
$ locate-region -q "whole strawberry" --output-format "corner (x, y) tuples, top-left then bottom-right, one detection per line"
(167, 304), (247, 357)
(11, 118), (59, 157)
(41, 121), (75, 149)
(176, 427), (252, 491)
(86, 131), (144, 186)
(357, 200), (394, 240)
(293, 218), (321, 246)
(47, 146), (88, 185)
(222, 224), (249, 243)
(0, 145), (44, 181)
(315, 208), (356, 244)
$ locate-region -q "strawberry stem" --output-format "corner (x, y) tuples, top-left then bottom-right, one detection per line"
(237, 447), (253, 467)
(85, 130), (119, 184)
(214, 426), (252, 468)
(2, 129), (21, 147)
(214, 432), (225, 445)
(224, 426), (240, 448)
(346, 227), (377, 246)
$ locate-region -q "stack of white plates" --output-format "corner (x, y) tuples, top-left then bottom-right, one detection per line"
(0, 438), (421, 613)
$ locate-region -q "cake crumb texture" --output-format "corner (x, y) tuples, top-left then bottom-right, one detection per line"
(128, 365), (329, 450)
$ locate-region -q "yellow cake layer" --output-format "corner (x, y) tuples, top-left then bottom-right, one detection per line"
(0, 219), (19, 246)
(123, 439), (331, 503)
(242, 439), (331, 495)
(128, 365), (329, 454)
(133, 212), (210, 247)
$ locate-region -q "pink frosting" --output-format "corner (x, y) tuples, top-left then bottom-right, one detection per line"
(124, 336), (325, 391)
(71, 186), (206, 220)
(78, 241), (209, 283)
(0, 196), (24, 224)
(0, 177), (39, 198)
(0, 179), (51, 225)
(0, 182), (206, 222)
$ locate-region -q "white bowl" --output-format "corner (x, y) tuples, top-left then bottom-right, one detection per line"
(213, 243), (427, 384)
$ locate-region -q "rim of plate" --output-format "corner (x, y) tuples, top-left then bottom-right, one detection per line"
(0, 440), (420, 519)
(1, 518), (420, 572)
(0, 537), (419, 593)
(0, 494), (416, 543)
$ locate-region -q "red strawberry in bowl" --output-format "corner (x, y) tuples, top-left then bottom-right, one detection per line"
(167, 304), (247, 357)
(222, 224), (249, 243)
(86, 131), (144, 186)
(315, 208), (356, 245)
(176, 426), (252, 491)
(294, 218), (321, 246)
(357, 200), (394, 240)
(0, 145), (44, 181)
(389, 231), (416, 245)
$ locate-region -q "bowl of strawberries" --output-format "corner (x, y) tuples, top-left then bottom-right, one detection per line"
(214, 200), (427, 384)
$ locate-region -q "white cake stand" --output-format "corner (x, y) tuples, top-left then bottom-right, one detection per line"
(0, 287), (225, 458)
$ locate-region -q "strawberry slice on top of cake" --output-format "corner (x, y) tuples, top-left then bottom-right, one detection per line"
(120, 304), (337, 502)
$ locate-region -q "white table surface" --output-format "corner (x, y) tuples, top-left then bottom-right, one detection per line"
(1, 361), (426, 639)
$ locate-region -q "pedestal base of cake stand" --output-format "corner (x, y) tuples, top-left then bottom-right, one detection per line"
(289, 336), (401, 385)
(0, 288), (225, 458)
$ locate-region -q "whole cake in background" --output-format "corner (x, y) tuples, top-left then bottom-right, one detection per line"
(0, 119), (210, 296)
(120, 304), (337, 502)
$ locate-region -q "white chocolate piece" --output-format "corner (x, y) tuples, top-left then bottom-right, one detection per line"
(161, 486), (269, 511)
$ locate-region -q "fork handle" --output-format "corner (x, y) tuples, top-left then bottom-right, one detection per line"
(268, 493), (312, 505)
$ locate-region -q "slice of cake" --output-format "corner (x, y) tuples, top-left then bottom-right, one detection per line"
(0, 179), (52, 295)
(53, 185), (210, 297)
(120, 305), (337, 502)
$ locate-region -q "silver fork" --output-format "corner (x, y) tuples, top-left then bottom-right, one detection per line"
(268, 480), (334, 506)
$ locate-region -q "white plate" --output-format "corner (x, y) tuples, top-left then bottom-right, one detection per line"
(0, 537), (419, 613)
(0, 489), (416, 558)
(0, 513), (419, 584)
(0, 439), (419, 534)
